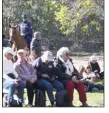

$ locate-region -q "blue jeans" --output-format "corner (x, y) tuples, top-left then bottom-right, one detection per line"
(37, 79), (64, 104)
(3, 80), (25, 103)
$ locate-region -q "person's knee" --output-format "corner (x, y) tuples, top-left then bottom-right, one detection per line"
(10, 82), (17, 88)
(19, 81), (26, 88)
(77, 82), (85, 91)
(58, 83), (64, 90)
(66, 81), (74, 89)
(78, 82), (84, 88)
(54, 81), (64, 91)
(44, 82), (53, 91)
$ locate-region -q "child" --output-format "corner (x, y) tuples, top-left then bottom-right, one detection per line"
(82, 65), (104, 92)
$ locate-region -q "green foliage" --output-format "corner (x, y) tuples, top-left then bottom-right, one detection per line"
(55, 4), (72, 34)
(55, 0), (104, 42)
(3, 0), (104, 52)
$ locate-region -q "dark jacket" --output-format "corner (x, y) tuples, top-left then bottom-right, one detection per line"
(30, 38), (41, 56)
(33, 58), (57, 80)
(89, 62), (100, 73)
(19, 21), (32, 38)
(54, 58), (80, 81)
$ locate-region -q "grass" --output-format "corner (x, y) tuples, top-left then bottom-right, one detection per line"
(73, 91), (104, 107)
(44, 90), (104, 107)
(23, 79), (104, 107)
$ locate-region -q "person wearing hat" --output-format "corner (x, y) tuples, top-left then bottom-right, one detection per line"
(3, 47), (25, 107)
(30, 31), (42, 57)
(33, 51), (64, 106)
(54, 47), (89, 107)
(14, 49), (37, 107)
(88, 55), (104, 79)
(19, 14), (32, 49)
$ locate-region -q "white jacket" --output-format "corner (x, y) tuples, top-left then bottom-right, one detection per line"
(3, 56), (19, 81)
(83, 72), (96, 79)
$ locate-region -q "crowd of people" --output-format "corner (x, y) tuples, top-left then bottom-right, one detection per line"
(3, 46), (104, 107)
(3, 13), (104, 107)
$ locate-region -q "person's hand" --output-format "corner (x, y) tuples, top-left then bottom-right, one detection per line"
(13, 79), (19, 86)
(86, 79), (93, 84)
(94, 70), (98, 73)
(72, 76), (79, 83)
(80, 78), (86, 83)
(42, 74), (49, 78)
(30, 79), (35, 84)
(17, 78), (21, 82)
(50, 75), (55, 81)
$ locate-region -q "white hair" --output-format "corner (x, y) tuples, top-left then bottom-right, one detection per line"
(89, 55), (99, 62)
(34, 31), (40, 38)
(57, 47), (70, 58)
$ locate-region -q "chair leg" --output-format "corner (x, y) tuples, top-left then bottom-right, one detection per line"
(3, 93), (8, 107)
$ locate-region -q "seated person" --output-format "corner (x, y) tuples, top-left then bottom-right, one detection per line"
(3, 47), (25, 107)
(89, 55), (104, 79)
(14, 49), (37, 107)
(33, 51), (64, 106)
(82, 65), (104, 92)
(54, 47), (89, 107)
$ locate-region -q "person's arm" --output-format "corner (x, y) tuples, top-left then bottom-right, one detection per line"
(33, 58), (43, 78)
(96, 62), (100, 73)
(86, 77), (95, 84)
(30, 64), (37, 81)
(69, 58), (80, 77)
(30, 38), (37, 50)
(29, 23), (32, 36)
(3, 59), (15, 81)
(25, 22), (32, 36)
(12, 64), (19, 79)
(17, 24), (21, 32)
(14, 65), (31, 82)
(3, 74), (14, 82)
(54, 59), (71, 80)
(54, 67), (71, 80)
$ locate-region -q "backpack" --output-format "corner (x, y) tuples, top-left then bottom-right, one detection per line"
(55, 90), (70, 107)
(35, 89), (46, 107)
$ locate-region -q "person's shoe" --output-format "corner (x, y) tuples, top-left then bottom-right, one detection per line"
(69, 102), (75, 107)
(51, 102), (56, 107)
(27, 104), (33, 107)
(51, 101), (56, 107)
(81, 103), (89, 107)
(69, 104), (75, 107)
(18, 102), (23, 107)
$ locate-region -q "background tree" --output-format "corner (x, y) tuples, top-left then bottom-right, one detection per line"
(3, 0), (104, 53)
